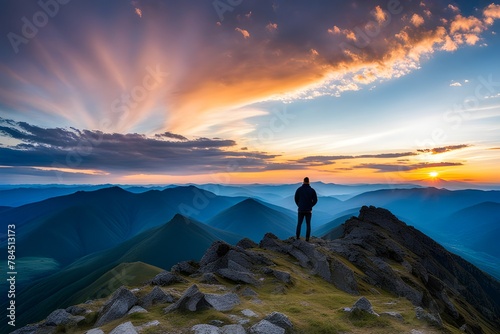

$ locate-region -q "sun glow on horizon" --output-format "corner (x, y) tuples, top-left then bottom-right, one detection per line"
(429, 171), (439, 178)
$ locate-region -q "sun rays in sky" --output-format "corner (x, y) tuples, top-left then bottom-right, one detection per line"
(0, 1), (500, 185)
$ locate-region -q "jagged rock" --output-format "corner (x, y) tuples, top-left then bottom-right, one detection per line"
(85, 329), (105, 334)
(260, 234), (332, 284)
(351, 297), (378, 316)
(241, 309), (258, 317)
(218, 268), (258, 285)
(151, 271), (187, 286)
(415, 306), (443, 327)
(271, 270), (293, 285)
(201, 272), (220, 284)
(239, 286), (258, 297)
(128, 306), (147, 314)
(330, 257), (358, 294)
(204, 292), (240, 311)
(171, 260), (199, 275)
(199, 241), (232, 272)
(45, 308), (85, 326)
(236, 238), (258, 249)
(249, 319), (285, 334)
(264, 312), (293, 331)
(380, 311), (404, 321)
(192, 324), (220, 334)
(140, 286), (175, 308)
(221, 324), (246, 334)
(164, 284), (210, 313)
(66, 305), (88, 316)
(109, 321), (138, 334)
(95, 286), (138, 326)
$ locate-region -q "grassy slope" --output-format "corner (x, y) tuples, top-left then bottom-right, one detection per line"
(43, 247), (489, 334)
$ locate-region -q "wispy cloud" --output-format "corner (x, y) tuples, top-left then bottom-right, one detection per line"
(0, 118), (278, 175)
(1, 1), (499, 136)
(417, 144), (471, 154)
(297, 152), (417, 165)
(354, 162), (463, 172)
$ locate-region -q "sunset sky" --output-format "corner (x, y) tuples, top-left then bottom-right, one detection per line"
(1, 0), (499, 185)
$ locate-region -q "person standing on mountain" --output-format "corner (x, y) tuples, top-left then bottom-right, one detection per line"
(294, 177), (318, 242)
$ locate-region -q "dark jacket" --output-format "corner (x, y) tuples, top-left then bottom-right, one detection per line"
(294, 184), (318, 212)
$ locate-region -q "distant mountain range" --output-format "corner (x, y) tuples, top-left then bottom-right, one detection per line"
(207, 198), (295, 241)
(0, 184), (499, 331)
(7, 214), (243, 329)
(8, 205), (500, 334)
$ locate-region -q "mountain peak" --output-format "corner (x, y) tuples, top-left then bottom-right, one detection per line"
(330, 206), (500, 328)
(169, 213), (193, 225)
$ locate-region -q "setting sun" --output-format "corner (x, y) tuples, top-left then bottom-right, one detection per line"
(429, 171), (439, 178)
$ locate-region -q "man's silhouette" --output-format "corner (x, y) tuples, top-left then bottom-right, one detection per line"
(294, 177), (318, 242)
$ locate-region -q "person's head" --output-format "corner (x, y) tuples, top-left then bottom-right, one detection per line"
(303, 177), (309, 184)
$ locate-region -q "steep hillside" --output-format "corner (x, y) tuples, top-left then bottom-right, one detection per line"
(342, 188), (500, 226)
(324, 206), (500, 331)
(207, 198), (295, 241)
(437, 202), (500, 258)
(8, 214), (244, 329)
(0, 186), (241, 267)
(13, 207), (500, 334)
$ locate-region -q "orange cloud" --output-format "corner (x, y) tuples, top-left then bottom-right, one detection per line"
(450, 15), (484, 34)
(372, 6), (388, 24)
(484, 3), (500, 25)
(411, 14), (425, 27)
(235, 27), (250, 39)
(266, 23), (278, 32)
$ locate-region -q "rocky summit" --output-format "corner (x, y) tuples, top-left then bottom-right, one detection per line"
(11, 206), (500, 334)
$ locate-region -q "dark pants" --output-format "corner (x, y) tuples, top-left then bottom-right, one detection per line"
(296, 212), (312, 241)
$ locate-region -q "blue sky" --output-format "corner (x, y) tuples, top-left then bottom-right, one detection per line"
(0, 0), (499, 184)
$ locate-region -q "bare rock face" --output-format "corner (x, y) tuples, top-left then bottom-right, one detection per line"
(259, 233), (359, 295)
(150, 271), (187, 286)
(171, 260), (199, 275)
(109, 321), (138, 334)
(198, 241), (272, 286)
(95, 287), (137, 327)
(250, 320), (285, 334)
(415, 306), (443, 327)
(164, 284), (240, 313)
(351, 297), (378, 316)
(264, 312), (293, 331)
(45, 309), (85, 326)
(164, 284), (210, 313)
(140, 286), (175, 308)
(325, 205), (500, 330)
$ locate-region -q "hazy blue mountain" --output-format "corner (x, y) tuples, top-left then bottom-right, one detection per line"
(342, 188), (500, 226)
(197, 182), (423, 202)
(0, 185), (113, 207)
(10, 214), (243, 329)
(207, 198), (295, 241)
(313, 207), (360, 237)
(0, 206), (11, 213)
(436, 202), (500, 258)
(0, 186), (242, 267)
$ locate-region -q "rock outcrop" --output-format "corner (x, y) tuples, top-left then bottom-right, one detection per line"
(95, 287), (138, 326)
(164, 284), (240, 313)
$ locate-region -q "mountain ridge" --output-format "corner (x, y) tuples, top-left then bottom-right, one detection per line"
(10, 206), (500, 334)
